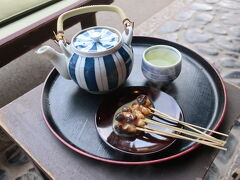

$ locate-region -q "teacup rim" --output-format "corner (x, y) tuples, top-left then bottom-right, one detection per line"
(142, 45), (182, 69)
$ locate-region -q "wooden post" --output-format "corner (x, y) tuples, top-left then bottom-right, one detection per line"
(81, 12), (97, 29)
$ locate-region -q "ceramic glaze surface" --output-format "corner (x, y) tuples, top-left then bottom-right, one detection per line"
(142, 45), (182, 83)
(65, 26), (133, 93)
(68, 43), (133, 93)
(73, 28), (120, 53)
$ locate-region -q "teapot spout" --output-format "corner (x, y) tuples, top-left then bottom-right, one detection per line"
(36, 46), (71, 79)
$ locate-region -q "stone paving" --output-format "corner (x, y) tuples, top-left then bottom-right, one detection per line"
(174, 0), (240, 85)
(0, 129), (43, 180)
(205, 118), (240, 180)
(136, 0), (240, 86)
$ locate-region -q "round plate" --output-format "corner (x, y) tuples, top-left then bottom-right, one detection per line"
(41, 36), (227, 165)
(96, 86), (184, 155)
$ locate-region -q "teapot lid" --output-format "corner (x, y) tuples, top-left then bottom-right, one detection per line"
(72, 26), (122, 56)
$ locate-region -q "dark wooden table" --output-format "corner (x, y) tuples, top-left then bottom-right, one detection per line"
(0, 81), (240, 179)
(0, 0), (113, 67)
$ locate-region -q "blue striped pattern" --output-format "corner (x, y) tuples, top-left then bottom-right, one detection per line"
(84, 58), (99, 92)
(103, 55), (118, 90)
(73, 28), (119, 53)
(67, 43), (133, 93)
(68, 53), (78, 83)
(118, 47), (132, 77)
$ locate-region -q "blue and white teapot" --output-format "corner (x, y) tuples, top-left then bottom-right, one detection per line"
(37, 5), (133, 94)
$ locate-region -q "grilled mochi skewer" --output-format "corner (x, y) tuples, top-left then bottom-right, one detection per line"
(112, 95), (228, 150)
(137, 95), (228, 145)
(113, 96), (153, 137)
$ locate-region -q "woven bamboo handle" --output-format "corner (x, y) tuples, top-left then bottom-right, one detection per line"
(56, 5), (132, 41)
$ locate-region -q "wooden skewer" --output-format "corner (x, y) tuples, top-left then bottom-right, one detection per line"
(145, 126), (225, 148)
(150, 107), (228, 137)
(151, 111), (226, 145)
(136, 126), (227, 151)
(144, 118), (225, 146)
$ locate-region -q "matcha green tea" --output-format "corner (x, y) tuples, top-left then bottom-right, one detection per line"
(145, 48), (179, 66)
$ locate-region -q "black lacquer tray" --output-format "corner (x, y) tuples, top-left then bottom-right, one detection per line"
(41, 36), (227, 165)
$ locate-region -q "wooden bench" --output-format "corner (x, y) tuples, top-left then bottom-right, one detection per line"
(0, 0), (113, 67)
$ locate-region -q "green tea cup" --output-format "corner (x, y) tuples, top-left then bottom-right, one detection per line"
(142, 45), (182, 83)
